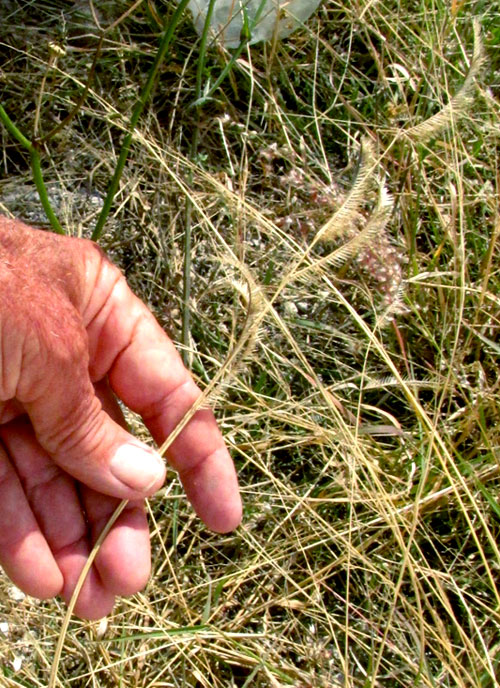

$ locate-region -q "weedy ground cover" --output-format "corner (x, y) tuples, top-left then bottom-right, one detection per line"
(0, 0), (499, 686)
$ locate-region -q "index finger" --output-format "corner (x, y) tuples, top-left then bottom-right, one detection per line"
(82, 254), (242, 533)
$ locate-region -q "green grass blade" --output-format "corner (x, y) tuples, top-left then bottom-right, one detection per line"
(92, 0), (192, 241)
(0, 105), (64, 234)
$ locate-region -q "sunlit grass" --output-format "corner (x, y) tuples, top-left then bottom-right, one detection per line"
(0, 0), (499, 686)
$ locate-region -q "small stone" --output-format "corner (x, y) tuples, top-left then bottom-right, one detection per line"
(12, 655), (23, 672)
(284, 301), (298, 317)
(8, 585), (25, 602)
(96, 617), (108, 639)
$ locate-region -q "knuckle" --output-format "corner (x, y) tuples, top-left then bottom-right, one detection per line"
(35, 309), (88, 381)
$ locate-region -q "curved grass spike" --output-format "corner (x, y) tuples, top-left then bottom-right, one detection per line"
(0, 105), (65, 235)
(315, 137), (377, 245)
(404, 19), (484, 142)
(308, 184), (394, 274)
(91, 0), (192, 242)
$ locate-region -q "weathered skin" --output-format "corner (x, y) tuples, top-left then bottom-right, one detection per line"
(0, 216), (241, 619)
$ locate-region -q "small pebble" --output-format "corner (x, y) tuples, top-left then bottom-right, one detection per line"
(8, 585), (25, 602)
(12, 655), (23, 672)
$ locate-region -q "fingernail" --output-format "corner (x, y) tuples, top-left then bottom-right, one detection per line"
(110, 443), (165, 493)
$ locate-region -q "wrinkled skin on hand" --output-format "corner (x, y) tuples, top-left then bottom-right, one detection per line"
(0, 216), (241, 619)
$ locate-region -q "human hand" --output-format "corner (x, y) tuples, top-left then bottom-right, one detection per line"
(0, 216), (242, 619)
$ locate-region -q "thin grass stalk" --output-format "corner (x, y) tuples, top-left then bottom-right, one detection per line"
(182, 0), (217, 365)
(91, 0), (192, 241)
(33, 45), (57, 139)
(38, 36), (104, 146)
(0, 105), (64, 234)
(182, 193), (194, 365)
(196, 0), (217, 97)
(48, 499), (129, 688)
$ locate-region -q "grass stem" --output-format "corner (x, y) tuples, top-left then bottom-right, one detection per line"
(181, 0), (217, 365)
(91, 0), (191, 241)
(0, 105), (64, 234)
(30, 148), (65, 234)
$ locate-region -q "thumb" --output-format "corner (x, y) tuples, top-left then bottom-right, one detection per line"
(22, 334), (165, 499)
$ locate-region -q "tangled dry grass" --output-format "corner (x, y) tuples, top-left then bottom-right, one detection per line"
(0, 0), (499, 686)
